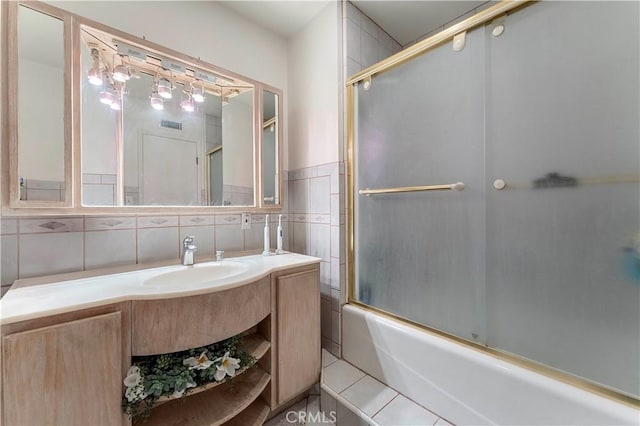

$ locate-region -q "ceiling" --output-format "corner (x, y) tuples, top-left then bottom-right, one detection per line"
(221, 0), (487, 46)
(219, 1), (332, 39)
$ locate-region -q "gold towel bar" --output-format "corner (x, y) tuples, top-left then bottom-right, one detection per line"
(359, 182), (465, 196)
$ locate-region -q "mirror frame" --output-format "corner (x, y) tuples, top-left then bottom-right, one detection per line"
(1, 0), (284, 215)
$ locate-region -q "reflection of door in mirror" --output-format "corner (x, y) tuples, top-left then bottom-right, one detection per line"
(207, 147), (223, 206)
(262, 91), (278, 204)
(17, 6), (66, 202)
(220, 90), (254, 206)
(139, 134), (199, 205)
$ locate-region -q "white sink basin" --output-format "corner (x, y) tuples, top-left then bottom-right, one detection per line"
(144, 261), (248, 288)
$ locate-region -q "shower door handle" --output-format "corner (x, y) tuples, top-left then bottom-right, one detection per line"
(359, 182), (465, 196)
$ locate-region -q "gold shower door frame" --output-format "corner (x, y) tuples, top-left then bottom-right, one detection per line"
(344, 0), (639, 408)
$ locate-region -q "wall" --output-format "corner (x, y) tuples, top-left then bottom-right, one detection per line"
(288, 2), (341, 170)
(285, 0), (404, 358)
(1, 2), (290, 295)
(286, 1), (344, 357)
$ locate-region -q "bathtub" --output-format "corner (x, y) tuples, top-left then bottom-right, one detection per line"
(342, 304), (639, 425)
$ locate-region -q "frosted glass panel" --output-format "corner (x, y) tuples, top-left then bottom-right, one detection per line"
(352, 0), (640, 398)
(355, 27), (486, 341)
(485, 1), (640, 396)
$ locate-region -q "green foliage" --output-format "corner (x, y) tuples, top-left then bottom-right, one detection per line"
(122, 334), (255, 421)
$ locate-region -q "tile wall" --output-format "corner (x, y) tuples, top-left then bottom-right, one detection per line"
(288, 162), (344, 358)
(0, 176), (289, 296)
(344, 2), (402, 79)
(19, 179), (66, 202)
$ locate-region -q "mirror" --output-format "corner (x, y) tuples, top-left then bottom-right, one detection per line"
(8, 3), (282, 211)
(262, 91), (279, 205)
(79, 25), (255, 207)
(17, 6), (66, 202)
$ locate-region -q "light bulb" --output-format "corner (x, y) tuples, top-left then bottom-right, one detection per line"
(181, 97), (195, 112)
(110, 97), (122, 111)
(192, 84), (205, 103)
(87, 67), (103, 86)
(150, 92), (164, 110)
(112, 64), (130, 82)
(157, 78), (172, 99)
(99, 90), (114, 105)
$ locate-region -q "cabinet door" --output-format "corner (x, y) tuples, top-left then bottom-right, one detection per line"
(2, 312), (122, 425)
(276, 268), (321, 404)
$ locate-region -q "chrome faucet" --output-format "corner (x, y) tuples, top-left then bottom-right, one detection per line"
(181, 236), (197, 266)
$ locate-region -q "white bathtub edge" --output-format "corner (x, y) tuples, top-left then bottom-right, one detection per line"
(342, 304), (639, 426)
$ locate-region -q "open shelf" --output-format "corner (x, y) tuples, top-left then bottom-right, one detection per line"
(136, 366), (270, 426)
(225, 399), (270, 426)
(151, 333), (270, 406)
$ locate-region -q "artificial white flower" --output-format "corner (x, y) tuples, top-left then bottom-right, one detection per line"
(183, 352), (214, 370)
(213, 352), (241, 381)
(123, 366), (142, 388)
(125, 384), (147, 403)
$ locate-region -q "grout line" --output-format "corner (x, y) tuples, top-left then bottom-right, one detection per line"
(338, 373), (367, 395)
(371, 393), (398, 420)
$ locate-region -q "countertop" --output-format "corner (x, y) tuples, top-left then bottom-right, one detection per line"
(0, 252), (321, 325)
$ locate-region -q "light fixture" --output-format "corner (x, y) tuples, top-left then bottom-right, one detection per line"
(113, 56), (131, 83)
(157, 77), (172, 99)
(87, 48), (103, 86)
(191, 80), (205, 103)
(110, 85), (122, 110)
(110, 96), (122, 111)
(150, 91), (164, 110)
(180, 92), (195, 112)
(99, 89), (114, 105)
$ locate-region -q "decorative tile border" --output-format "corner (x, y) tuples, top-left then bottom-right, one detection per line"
(19, 218), (84, 234)
(137, 216), (179, 228)
(214, 214), (241, 225)
(85, 217), (136, 231)
(179, 215), (215, 227)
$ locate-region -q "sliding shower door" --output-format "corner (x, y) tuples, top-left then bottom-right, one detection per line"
(352, 0), (639, 398)
(484, 1), (639, 396)
(354, 26), (487, 342)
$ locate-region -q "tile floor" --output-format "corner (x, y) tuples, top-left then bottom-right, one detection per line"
(320, 350), (454, 426)
(267, 350), (454, 426)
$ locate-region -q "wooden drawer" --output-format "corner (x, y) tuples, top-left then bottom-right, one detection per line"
(132, 276), (271, 355)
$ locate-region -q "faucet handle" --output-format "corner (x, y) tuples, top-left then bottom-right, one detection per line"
(183, 235), (195, 248)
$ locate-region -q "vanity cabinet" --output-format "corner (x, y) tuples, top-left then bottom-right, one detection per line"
(0, 260), (320, 425)
(275, 266), (321, 405)
(1, 303), (131, 426)
(132, 276), (271, 355)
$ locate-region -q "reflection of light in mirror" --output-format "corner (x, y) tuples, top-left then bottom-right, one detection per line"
(180, 93), (195, 112)
(192, 81), (205, 103)
(150, 91), (163, 110)
(99, 89), (114, 105)
(112, 63), (130, 82)
(87, 48), (103, 86)
(157, 77), (172, 99)
(110, 96), (121, 111)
